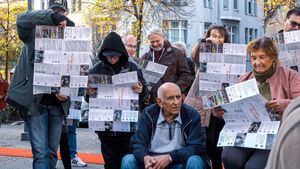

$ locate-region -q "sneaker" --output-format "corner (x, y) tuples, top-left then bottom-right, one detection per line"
(71, 156), (88, 167)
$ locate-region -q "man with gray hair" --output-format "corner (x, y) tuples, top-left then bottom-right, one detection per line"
(141, 28), (192, 103)
(123, 34), (138, 57)
(121, 82), (206, 169)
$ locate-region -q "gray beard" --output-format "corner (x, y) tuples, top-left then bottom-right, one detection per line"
(150, 42), (164, 51)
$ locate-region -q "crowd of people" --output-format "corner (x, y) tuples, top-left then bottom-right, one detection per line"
(2, 0), (300, 168)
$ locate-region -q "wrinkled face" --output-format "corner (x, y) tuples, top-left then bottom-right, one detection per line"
(250, 49), (274, 74)
(105, 56), (120, 65)
(148, 34), (164, 51)
(157, 85), (182, 116)
(125, 37), (137, 57)
(210, 29), (225, 44)
(284, 13), (300, 32)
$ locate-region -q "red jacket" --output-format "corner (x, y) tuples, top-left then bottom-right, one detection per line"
(239, 65), (300, 114)
(0, 79), (9, 111)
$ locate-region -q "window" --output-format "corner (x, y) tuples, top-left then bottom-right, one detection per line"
(224, 0), (229, 9)
(204, 22), (212, 36)
(226, 25), (238, 43)
(204, 0), (212, 8)
(41, 0), (45, 10)
(71, 0), (82, 12)
(233, 0), (238, 10)
(245, 0), (257, 16)
(245, 27), (258, 43)
(164, 20), (188, 44)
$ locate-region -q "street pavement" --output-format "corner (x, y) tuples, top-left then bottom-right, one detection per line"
(0, 123), (104, 169)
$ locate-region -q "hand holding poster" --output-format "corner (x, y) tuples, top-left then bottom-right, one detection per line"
(133, 58), (168, 90)
(198, 43), (247, 95)
(33, 26), (92, 96)
(274, 30), (300, 72)
(202, 79), (280, 149)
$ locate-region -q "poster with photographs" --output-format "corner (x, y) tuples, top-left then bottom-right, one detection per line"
(273, 30), (300, 72)
(66, 96), (86, 121)
(134, 58), (168, 90)
(202, 79), (281, 150)
(88, 72), (139, 132)
(198, 43), (247, 95)
(33, 25), (92, 96)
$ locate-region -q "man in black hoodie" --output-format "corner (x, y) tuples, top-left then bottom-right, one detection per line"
(85, 32), (148, 169)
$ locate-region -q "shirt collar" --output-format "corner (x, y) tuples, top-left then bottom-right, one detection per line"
(157, 108), (182, 125)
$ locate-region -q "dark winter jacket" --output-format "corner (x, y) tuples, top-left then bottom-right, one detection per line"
(131, 103), (206, 165)
(85, 32), (148, 138)
(6, 10), (71, 116)
(142, 40), (191, 103)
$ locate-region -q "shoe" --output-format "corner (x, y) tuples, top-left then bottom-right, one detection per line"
(71, 155), (88, 167)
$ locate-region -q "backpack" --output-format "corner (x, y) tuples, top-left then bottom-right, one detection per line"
(265, 96), (300, 169)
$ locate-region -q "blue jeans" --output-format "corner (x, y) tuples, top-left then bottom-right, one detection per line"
(68, 125), (77, 158)
(121, 154), (205, 169)
(26, 105), (64, 169)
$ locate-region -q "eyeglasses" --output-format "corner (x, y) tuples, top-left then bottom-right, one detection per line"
(288, 20), (300, 28)
(125, 44), (137, 49)
(105, 56), (120, 59)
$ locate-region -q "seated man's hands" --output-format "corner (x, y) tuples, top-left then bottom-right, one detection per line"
(132, 81), (143, 94)
(143, 154), (172, 169)
(152, 154), (172, 169)
(143, 155), (156, 169)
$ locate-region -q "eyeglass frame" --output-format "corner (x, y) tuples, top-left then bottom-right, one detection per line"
(125, 44), (137, 49)
(288, 20), (300, 28)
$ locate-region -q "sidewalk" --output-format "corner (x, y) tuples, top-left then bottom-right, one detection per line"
(0, 123), (104, 169)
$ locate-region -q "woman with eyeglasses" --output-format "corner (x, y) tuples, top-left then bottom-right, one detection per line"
(222, 37), (300, 169)
(85, 32), (148, 169)
(186, 25), (230, 169)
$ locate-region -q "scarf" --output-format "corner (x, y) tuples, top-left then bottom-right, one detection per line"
(252, 62), (277, 101)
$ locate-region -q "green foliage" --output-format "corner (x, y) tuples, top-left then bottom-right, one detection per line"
(0, 0), (27, 79)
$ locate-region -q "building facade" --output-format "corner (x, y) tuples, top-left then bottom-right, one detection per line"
(32, 0), (264, 56)
(119, 0), (264, 56)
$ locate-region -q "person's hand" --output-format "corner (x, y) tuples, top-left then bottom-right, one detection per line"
(87, 88), (96, 96)
(212, 107), (225, 119)
(206, 36), (218, 44)
(152, 154), (172, 169)
(51, 12), (68, 28)
(132, 81), (143, 94)
(266, 98), (282, 113)
(58, 20), (67, 29)
(55, 94), (67, 101)
(143, 155), (156, 169)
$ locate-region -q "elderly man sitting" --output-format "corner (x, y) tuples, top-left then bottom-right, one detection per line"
(121, 82), (206, 169)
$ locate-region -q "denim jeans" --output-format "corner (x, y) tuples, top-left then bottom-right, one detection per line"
(26, 104), (64, 169)
(121, 154), (205, 169)
(67, 125), (77, 158)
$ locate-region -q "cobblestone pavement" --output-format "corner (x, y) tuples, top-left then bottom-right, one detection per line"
(0, 123), (104, 169)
